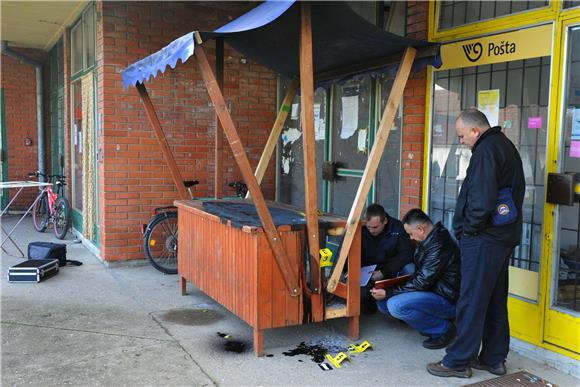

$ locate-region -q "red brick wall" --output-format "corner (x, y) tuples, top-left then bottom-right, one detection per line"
(400, 0), (429, 216)
(96, 2), (277, 261)
(1, 49), (48, 210)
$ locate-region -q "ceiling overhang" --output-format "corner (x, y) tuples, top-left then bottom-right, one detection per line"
(1, 1), (88, 51)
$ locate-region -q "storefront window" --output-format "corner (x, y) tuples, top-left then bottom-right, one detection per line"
(555, 26), (580, 312)
(429, 56), (551, 275)
(72, 81), (83, 212)
(438, 0), (548, 30)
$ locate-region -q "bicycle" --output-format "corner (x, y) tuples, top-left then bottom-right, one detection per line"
(142, 180), (248, 274)
(28, 171), (72, 240)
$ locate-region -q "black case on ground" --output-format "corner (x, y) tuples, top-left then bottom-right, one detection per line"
(8, 259), (60, 283)
(28, 242), (67, 267)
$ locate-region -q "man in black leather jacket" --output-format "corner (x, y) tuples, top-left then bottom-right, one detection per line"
(428, 108), (525, 379)
(371, 209), (461, 349)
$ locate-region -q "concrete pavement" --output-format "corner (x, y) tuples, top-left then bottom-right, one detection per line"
(1, 215), (578, 386)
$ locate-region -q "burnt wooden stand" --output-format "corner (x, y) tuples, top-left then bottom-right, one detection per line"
(175, 199), (361, 356)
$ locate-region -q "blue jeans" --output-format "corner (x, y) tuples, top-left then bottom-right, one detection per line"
(443, 235), (512, 368)
(377, 291), (456, 338)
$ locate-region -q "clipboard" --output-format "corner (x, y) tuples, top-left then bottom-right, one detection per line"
(373, 274), (412, 290)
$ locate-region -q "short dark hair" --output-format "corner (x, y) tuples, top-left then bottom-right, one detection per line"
(402, 208), (432, 227)
(365, 204), (388, 222)
(457, 108), (491, 130)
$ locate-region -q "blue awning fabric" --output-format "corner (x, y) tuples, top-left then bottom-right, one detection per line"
(122, 1), (440, 90)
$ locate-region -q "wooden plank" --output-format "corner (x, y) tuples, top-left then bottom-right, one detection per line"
(327, 47), (416, 293)
(299, 2), (323, 322)
(348, 316), (359, 340)
(215, 37), (224, 198)
(195, 45), (301, 297)
(325, 305), (348, 319)
(246, 79), (298, 199)
(136, 83), (189, 200)
(347, 225), (361, 317)
(253, 328), (264, 356)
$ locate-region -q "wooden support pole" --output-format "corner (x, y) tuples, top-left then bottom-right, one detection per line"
(215, 37), (224, 199)
(299, 2), (323, 322)
(136, 82), (189, 200)
(327, 47), (417, 293)
(246, 79), (298, 199)
(195, 45), (301, 297)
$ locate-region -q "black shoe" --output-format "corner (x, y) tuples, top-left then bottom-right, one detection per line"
(422, 324), (457, 350)
(471, 359), (507, 376)
(426, 361), (472, 378)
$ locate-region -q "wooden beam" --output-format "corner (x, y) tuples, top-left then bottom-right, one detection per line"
(136, 82), (189, 200)
(300, 3), (324, 322)
(246, 79), (298, 199)
(215, 37), (224, 199)
(327, 47), (417, 293)
(195, 45), (301, 297)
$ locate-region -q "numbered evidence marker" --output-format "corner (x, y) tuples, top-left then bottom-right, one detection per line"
(348, 340), (372, 354)
(325, 352), (350, 368)
(319, 248), (333, 267)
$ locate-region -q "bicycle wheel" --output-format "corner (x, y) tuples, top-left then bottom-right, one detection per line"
(32, 192), (50, 232)
(143, 211), (178, 274)
(53, 197), (71, 239)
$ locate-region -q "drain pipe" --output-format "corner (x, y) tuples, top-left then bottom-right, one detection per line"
(1, 41), (45, 182)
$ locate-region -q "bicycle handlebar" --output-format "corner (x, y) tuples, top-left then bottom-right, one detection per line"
(28, 171), (67, 183)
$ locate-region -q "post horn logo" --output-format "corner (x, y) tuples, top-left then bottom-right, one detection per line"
(462, 42), (483, 62)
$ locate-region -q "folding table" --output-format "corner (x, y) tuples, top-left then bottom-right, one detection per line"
(0, 181), (51, 257)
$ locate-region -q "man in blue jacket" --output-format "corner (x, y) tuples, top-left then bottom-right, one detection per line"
(427, 108), (525, 379)
(371, 209), (461, 349)
(360, 204), (414, 314)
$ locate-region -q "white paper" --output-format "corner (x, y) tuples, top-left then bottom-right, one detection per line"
(341, 95), (359, 139)
(291, 103), (299, 120)
(360, 264), (377, 287)
(282, 127), (302, 146)
(78, 131), (83, 154)
(314, 104), (325, 140)
(357, 129), (367, 153)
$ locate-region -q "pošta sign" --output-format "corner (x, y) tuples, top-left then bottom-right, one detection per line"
(439, 24), (552, 70)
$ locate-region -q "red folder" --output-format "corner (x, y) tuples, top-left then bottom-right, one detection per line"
(373, 274), (412, 290)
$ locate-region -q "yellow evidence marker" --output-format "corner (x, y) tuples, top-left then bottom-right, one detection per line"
(348, 340), (372, 354)
(319, 248), (333, 267)
(325, 352), (350, 368)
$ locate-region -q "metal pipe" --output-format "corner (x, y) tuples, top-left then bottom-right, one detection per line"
(0, 41), (45, 182)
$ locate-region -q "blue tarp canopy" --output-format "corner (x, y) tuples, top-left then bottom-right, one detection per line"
(122, 1), (440, 89)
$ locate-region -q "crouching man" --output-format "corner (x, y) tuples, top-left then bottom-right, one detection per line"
(371, 209), (461, 349)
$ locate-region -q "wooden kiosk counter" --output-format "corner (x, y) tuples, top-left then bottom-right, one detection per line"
(175, 199), (361, 355)
(122, 0), (440, 357)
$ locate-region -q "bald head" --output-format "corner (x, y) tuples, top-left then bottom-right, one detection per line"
(455, 108), (491, 150)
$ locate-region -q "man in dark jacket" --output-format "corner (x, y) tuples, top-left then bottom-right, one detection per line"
(427, 108), (525, 379)
(371, 209), (461, 349)
(360, 204), (414, 314)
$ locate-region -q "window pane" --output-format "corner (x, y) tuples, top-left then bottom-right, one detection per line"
(438, 0), (548, 30)
(84, 6), (95, 67)
(71, 24), (83, 74)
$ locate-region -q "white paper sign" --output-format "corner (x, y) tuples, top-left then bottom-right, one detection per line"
(341, 95), (358, 139)
(357, 129), (367, 153)
(477, 89), (500, 127)
(314, 103), (325, 140)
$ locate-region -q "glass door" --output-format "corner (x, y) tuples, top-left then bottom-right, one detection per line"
(544, 21), (580, 355)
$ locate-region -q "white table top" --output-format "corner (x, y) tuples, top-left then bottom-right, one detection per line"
(0, 181), (51, 189)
